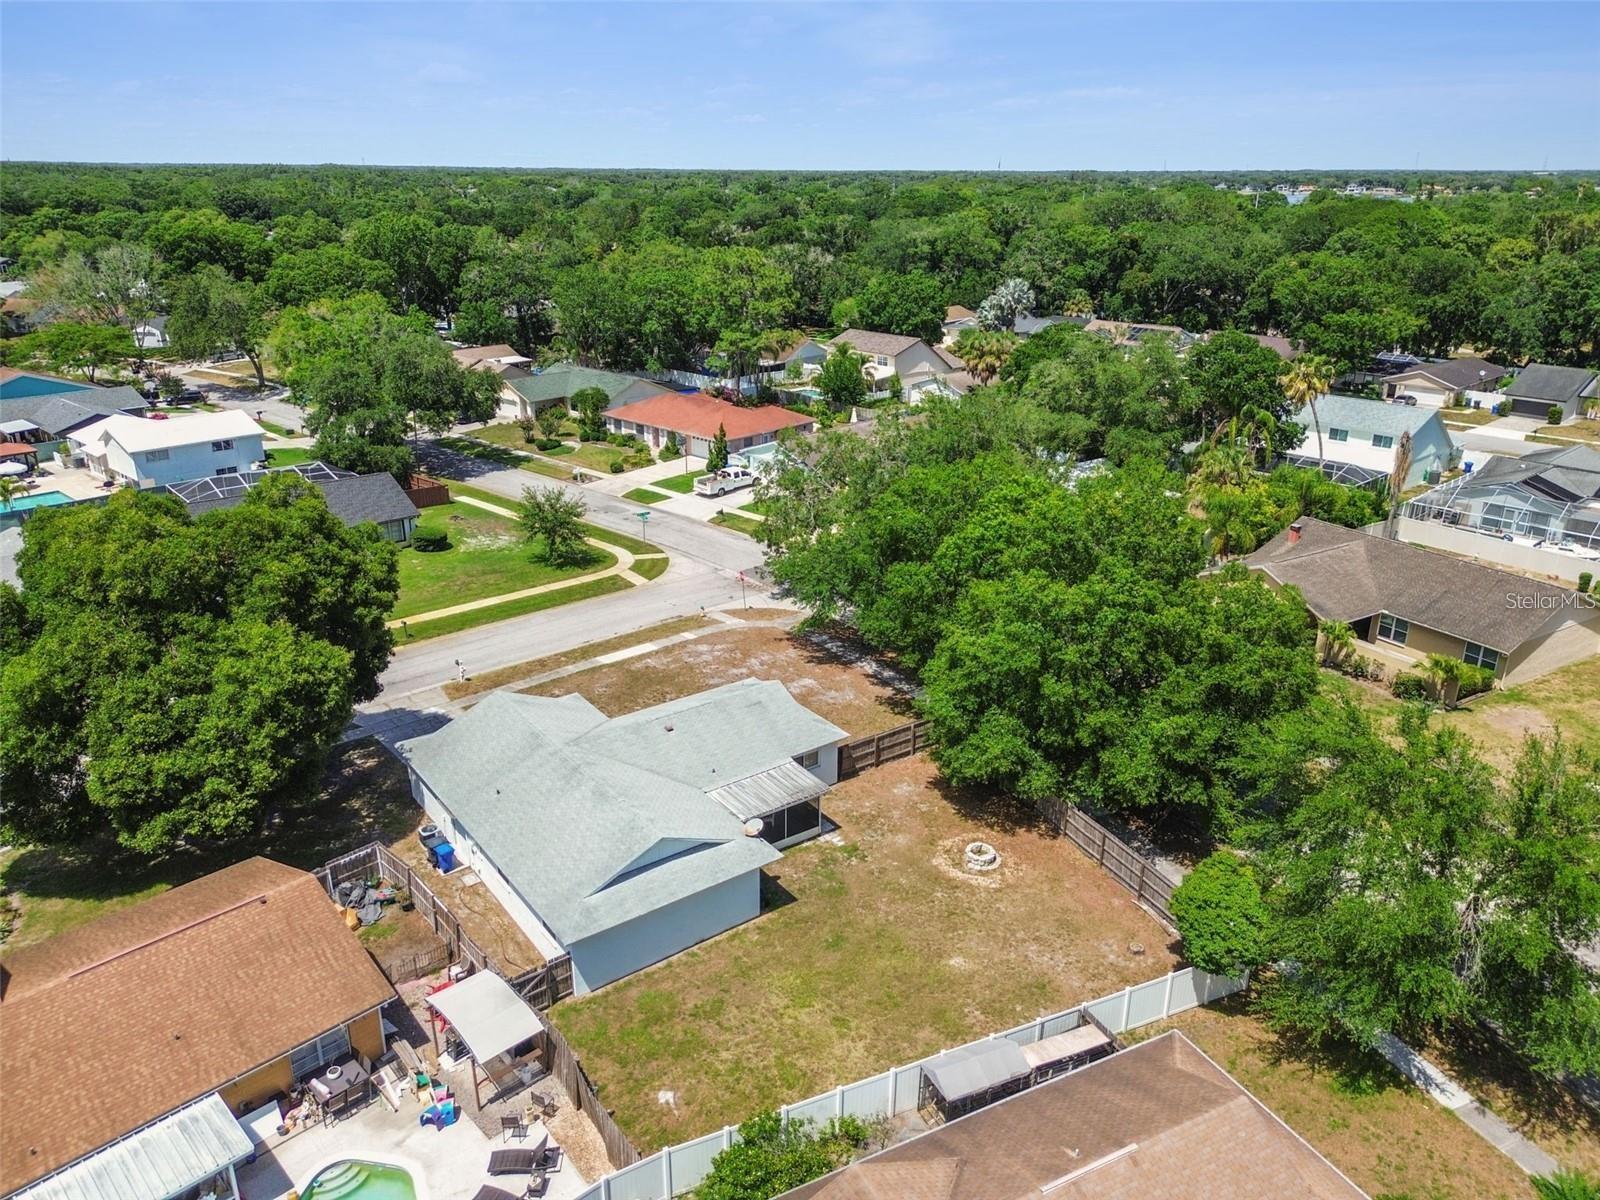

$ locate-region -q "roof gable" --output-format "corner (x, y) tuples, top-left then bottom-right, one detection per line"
(830, 329), (924, 358)
(1508, 364), (1598, 404)
(1294, 395), (1448, 440)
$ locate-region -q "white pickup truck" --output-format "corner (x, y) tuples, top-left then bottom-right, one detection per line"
(693, 467), (756, 497)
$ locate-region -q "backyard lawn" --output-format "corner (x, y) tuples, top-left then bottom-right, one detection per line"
(540, 628), (1177, 1149)
(393, 501), (616, 619)
(1129, 997), (1595, 1199)
(550, 753), (1180, 1150)
(266, 446), (315, 467)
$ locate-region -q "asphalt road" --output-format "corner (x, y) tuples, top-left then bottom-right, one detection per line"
(371, 441), (773, 702)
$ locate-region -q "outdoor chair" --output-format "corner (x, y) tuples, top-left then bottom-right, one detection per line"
(471, 1186), (521, 1200)
(539, 1146), (563, 1173)
(487, 1149), (539, 1176)
(500, 1114), (527, 1142)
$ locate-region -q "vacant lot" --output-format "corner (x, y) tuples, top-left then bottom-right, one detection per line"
(394, 501), (616, 619)
(551, 753), (1179, 1150)
(1129, 997), (1592, 1199)
(0, 738), (418, 952)
(521, 624), (915, 734)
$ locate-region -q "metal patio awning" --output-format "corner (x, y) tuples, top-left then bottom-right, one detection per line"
(707, 758), (829, 822)
(922, 1040), (1031, 1103)
(426, 970), (545, 1063)
(10, 1094), (253, 1200)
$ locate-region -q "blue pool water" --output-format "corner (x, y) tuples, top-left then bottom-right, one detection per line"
(301, 1161), (418, 1200)
(3, 490), (73, 512)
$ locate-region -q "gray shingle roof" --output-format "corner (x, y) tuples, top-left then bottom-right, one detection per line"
(1468, 444), (1600, 501)
(398, 680), (845, 944)
(509, 364), (661, 410)
(1507, 364), (1599, 405)
(1245, 517), (1576, 652)
(174, 462), (419, 527)
(0, 386), (149, 436)
(1291, 394), (1447, 440)
(1387, 357), (1506, 392)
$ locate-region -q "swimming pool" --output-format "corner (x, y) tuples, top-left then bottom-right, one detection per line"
(2, 490), (73, 512)
(300, 1161), (418, 1200)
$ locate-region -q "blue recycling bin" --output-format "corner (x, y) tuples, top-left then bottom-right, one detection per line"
(434, 842), (456, 873)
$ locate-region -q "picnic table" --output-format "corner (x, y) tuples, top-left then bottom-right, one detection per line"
(307, 1057), (372, 1118)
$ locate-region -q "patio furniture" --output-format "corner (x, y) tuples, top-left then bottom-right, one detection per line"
(500, 1114), (527, 1142)
(538, 1146), (562, 1174)
(486, 1135), (547, 1176)
(307, 1057), (372, 1123)
(525, 1171), (548, 1198)
(472, 1188), (520, 1200)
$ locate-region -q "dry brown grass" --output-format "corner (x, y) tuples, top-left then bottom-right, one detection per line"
(441, 616), (717, 700)
(521, 626), (917, 735)
(386, 827), (544, 975)
(551, 754), (1180, 1151)
(1128, 999), (1542, 1200)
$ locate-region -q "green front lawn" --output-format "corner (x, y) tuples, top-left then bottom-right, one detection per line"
(623, 487), (670, 505)
(710, 511), (765, 538)
(561, 441), (639, 473)
(652, 471), (699, 494)
(393, 502), (615, 619)
(633, 555), (670, 580)
(398, 574), (633, 641)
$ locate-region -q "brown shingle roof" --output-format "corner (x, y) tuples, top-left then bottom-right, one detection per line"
(781, 1033), (1366, 1200)
(603, 392), (814, 441)
(830, 329), (923, 358)
(1244, 517), (1576, 653)
(0, 858), (394, 1191)
(945, 305), (976, 322)
(452, 344), (523, 367)
(1387, 357), (1506, 392)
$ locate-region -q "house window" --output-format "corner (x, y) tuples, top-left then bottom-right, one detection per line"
(1372, 434), (1395, 449)
(1377, 613), (1410, 645)
(211, 439), (235, 452)
(1462, 642), (1500, 671)
(289, 1026), (350, 1078)
(796, 749), (819, 769)
(1328, 428), (1349, 442)
(145, 448), (170, 463)
(875, 355), (888, 367)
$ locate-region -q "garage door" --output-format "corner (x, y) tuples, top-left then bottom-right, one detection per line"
(1510, 397), (1557, 418)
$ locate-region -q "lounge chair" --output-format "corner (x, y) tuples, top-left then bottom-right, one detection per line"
(472, 1187), (521, 1200)
(486, 1149), (540, 1176)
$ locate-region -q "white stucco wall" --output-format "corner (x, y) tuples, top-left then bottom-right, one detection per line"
(91, 431), (266, 487)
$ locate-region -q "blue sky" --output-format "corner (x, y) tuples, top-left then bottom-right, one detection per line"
(2, 2), (1596, 169)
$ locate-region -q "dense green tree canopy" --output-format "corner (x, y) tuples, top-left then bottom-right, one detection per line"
(0, 479), (399, 854)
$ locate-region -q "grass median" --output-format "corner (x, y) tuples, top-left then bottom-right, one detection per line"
(395, 574), (634, 642)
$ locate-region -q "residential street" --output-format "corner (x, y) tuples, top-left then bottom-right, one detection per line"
(368, 440), (777, 703)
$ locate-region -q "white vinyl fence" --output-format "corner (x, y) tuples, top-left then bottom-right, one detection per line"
(569, 965), (1246, 1200)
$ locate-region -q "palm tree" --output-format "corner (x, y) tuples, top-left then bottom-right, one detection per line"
(1190, 439), (1253, 490)
(1279, 354), (1335, 465)
(1532, 1169), (1600, 1200)
(0, 476), (27, 511)
(1318, 620), (1356, 668)
(952, 329), (1018, 385)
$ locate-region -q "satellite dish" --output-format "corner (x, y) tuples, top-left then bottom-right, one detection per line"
(743, 819), (764, 838)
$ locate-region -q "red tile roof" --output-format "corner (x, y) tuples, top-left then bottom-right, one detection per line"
(0, 441), (39, 458)
(605, 392), (815, 441)
(0, 858), (395, 1191)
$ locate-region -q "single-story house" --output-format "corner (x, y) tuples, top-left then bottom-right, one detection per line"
(830, 329), (954, 387)
(0, 857), (395, 1200)
(68, 410), (267, 488)
(1285, 393), (1459, 488)
(1381, 357), (1507, 408)
(777, 1031), (1368, 1200)
(451, 343), (533, 372)
(1399, 444), (1600, 582)
(1083, 319), (1200, 350)
(506, 363), (663, 421)
(1245, 516), (1599, 685)
(603, 391), (814, 458)
(398, 679), (848, 993)
(168, 460), (421, 541)
(132, 314), (170, 350)
(1243, 332), (1302, 360)
(0, 373), (150, 439)
(1502, 363), (1599, 423)
(1012, 314), (1072, 337)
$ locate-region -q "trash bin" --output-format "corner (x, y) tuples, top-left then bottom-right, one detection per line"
(434, 842), (456, 873)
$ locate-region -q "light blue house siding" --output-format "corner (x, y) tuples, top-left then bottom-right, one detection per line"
(567, 874), (762, 994)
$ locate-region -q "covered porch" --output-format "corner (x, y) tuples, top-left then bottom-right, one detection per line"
(425, 972), (547, 1110)
(708, 759), (829, 849)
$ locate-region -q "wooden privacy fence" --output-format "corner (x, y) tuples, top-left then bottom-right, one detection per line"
(509, 958), (577, 1011)
(837, 719), (933, 778)
(316, 841), (493, 976)
(1035, 797), (1177, 928)
(405, 475), (453, 509)
(543, 1019), (643, 1171)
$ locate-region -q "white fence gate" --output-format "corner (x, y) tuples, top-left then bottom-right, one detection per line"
(568, 965), (1246, 1200)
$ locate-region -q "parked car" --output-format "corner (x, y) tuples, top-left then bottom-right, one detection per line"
(693, 467), (755, 497)
(176, 387), (206, 404)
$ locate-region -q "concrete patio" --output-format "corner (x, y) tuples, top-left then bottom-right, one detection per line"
(237, 1092), (592, 1200)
